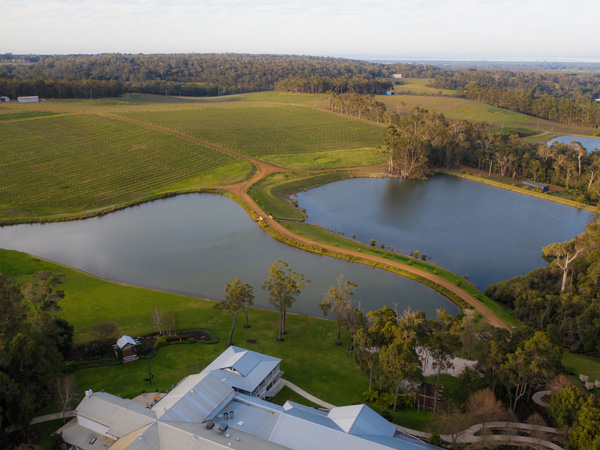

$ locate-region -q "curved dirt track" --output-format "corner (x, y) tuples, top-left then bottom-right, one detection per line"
(105, 113), (511, 331)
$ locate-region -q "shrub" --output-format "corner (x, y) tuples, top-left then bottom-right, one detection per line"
(187, 338), (196, 344)
(429, 433), (443, 446)
(156, 336), (168, 347)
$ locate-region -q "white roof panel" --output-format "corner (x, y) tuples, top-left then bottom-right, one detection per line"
(155, 372), (234, 423)
(117, 335), (137, 349)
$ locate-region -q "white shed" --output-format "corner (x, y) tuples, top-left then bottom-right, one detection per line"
(0, 96), (9, 103)
(17, 96), (39, 103)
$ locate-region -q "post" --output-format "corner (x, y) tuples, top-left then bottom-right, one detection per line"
(148, 357), (152, 385)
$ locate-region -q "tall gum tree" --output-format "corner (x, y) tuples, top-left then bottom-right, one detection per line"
(214, 278), (254, 347)
(262, 261), (309, 342)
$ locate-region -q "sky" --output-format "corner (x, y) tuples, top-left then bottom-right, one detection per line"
(2, 0), (598, 61)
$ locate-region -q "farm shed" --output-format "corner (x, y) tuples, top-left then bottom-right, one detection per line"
(17, 96), (39, 103)
(392, 74), (403, 78)
(522, 180), (549, 192)
(0, 96), (9, 103)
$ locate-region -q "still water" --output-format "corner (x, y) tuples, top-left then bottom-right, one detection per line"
(549, 135), (600, 152)
(0, 194), (456, 317)
(297, 175), (593, 288)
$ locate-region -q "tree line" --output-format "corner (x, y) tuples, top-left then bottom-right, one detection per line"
(275, 76), (392, 95)
(0, 54), (438, 99)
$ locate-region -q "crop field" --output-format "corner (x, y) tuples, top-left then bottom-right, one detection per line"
(380, 94), (592, 136)
(0, 113), (252, 219)
(117, 103), (386, 161)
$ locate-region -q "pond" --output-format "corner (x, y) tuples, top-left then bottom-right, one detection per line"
(0, 194), (457, 317)
(549, 135), (600, 152)
(296, 174), (594, 288)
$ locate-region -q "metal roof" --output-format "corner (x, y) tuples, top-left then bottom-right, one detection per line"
(116, 335), (137, 349)
(154, 372), (234, 423)
(56, 418), (116, 450)
(112, 419), (291, 450)
(75, 392), (156, 438)
(328, 404), (397, 436)
(201, 346), (281, 394)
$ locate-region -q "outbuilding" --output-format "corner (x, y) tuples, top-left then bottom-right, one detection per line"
(17, 96), (39, 103)
(522, 180), (549, 192)
(0, 96), (9, 103)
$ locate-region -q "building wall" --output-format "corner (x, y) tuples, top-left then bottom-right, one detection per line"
(17, 96), (39, 103)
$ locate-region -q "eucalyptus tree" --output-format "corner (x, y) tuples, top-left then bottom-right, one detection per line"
(320, 274), (357, 346)
(214, 278), (254, 346)
(263, 261), (309, 341)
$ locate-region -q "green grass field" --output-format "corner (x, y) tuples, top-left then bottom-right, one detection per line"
(379, 94), (593, 136)
(116, 104), (385, 161)
(0, 113), (252, 219)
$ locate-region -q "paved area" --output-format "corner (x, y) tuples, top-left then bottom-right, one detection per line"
(281, 379), (335, 410)
(132, 391), (165, 407)
(533, 390), (552, 407)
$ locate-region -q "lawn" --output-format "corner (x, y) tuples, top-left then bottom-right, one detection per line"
(2, 249), (368, 408)
(261, 147), (385, 170)
(0, 113), (252, 221)
(563, 350), (600, 381)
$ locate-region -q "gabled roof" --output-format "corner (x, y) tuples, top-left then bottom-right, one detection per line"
(154, 372), (234, 423)
(117, 335), (137, 349)
(328, 405), (396, 437)
(201, 346), (281, 393)
(75, 392), (156, 438)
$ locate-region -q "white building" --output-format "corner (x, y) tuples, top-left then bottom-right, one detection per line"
(200, 346), (283, 398)
(59, 348), (441, 450)
(0, 96), (9, 103)
(17, 96), (39, 103)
